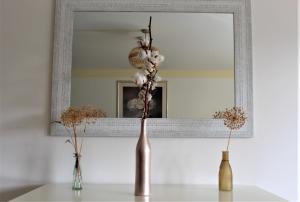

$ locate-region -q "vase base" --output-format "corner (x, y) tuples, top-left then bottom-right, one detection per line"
(135, 193), (150, 196)
(219, 188), (232, 192)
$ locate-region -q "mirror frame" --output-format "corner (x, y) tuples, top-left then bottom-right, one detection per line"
(51, 0), (253, 138)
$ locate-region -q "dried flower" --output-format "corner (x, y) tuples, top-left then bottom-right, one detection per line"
(54, 106), (106, 173)
(214, 107), (246, 130)
(213, 107), (247, 151)
(61, 106), (106, 127)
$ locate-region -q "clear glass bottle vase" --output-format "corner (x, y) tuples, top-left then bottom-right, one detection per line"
(72, 154), (83, 190)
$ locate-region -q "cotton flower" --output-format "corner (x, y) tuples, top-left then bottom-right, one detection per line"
(128, 20), (165, 119)
(127, 98), (144, 110)
(143, 69), (150, 76)
(133, 71), (147, 87)
(139, 49), (151, 60)
(138, 89), (146, 100)
(137, 89), (151, 102)
(154, 74), (162, 82)
(147, 94), (152, 102)
(151, 50), (159, 58)
(136, 99), (144, 109)
(142, 39), (149, 47)
(150, 54), (165, 65)
(144, 61), (155, 72)
(138, 38), (149, 48)
(157, 54), (165, 63)
(151, 82), (157, 90)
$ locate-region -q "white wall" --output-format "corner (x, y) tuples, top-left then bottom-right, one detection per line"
(0, 0), (297, 201)
(252, 0), (298, 200)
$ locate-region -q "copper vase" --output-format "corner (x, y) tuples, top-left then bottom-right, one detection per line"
(219, 151), (233, 191)
(135, 118), (151, 196)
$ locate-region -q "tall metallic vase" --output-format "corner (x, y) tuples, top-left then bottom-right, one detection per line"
(135, 118), (151, 196)
(219, 151), (233, 191)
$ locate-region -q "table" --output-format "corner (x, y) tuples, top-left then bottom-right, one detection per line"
(10, 184), (286, 201)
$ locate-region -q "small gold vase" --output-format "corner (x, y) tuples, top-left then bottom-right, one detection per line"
(219, 151), (233, 191)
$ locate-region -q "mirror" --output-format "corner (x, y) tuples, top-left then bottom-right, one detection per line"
(71, 12), (234, 119)
(51, 0), (252, 137)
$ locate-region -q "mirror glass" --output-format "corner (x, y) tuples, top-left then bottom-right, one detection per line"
(71, 12), (234, 118)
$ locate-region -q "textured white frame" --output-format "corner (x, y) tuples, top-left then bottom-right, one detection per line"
(51, 0), (253, 138)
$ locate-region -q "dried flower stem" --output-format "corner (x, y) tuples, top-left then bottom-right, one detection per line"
(226, 129), (232, 151)
(72, 124), (79, 155)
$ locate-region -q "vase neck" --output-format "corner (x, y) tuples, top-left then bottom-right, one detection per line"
(140, 118), (147, 136)
(222, 151), (229, 161)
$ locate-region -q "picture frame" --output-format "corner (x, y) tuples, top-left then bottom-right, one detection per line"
(117, 80), (167, 118)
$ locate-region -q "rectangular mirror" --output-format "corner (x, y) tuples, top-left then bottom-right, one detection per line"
(51, 0), (253, 137)
(71, 12), (234, 119)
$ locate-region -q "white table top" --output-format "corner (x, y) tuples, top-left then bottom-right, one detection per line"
(10, 184), (286, 202)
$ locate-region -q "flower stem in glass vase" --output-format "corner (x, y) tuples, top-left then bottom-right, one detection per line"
(72, 154), (82, 190)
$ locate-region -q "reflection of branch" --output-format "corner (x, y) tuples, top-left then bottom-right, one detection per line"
(141, 16), (158, 120)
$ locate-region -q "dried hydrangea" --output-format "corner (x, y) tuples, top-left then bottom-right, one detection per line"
(61, 106), (106, 127)
(214, 107), (247, 130)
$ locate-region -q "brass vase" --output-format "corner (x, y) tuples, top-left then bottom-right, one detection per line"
(219, 151), (233, 191)
(135, 118), (151, 196)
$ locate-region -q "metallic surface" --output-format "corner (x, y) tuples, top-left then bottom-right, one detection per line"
(135, 119), (151, 196)
(219, 151), (233, 191)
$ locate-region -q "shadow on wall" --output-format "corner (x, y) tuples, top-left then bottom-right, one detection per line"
(0, 185), (41, 202)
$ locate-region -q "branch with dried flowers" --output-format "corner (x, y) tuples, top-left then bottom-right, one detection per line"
(52, 106), (106, 170)
(130, 16), (165, 119)
(213, 107), (247, 151)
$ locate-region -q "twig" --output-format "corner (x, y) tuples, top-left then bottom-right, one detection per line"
(148, 16), (153, 50)
(141, 16), (154, 120)
(226, 130), (232, 151)
(72, 124), (79, 155)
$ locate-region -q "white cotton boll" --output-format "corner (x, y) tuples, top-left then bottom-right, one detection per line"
(136, 99), (144, 109)
(147, 94), (152, 102)
(149, 57), (158, 66)
(144, 69), (150, 75)
(147, 66), (155, 73)
(148, 100), (156, 110)
(141, 39), (150, 47)
(151, 82), (157, 90)
(151, 50), (159, 58)
(139, 50), (149, 60)
(154, 75), (162, 82)
(158, 54), (165, 63)
(139, 49), (148, 60)
(127, 98), (145, 110)
(133, 71), (147, 87)
(138, 89), (146, 99)
(145, 61), (155, 72)
(137, 40), (143, 47)
(127, 99), (138, 109)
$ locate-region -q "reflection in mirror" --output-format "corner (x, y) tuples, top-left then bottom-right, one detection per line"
(71, 12), (234, 119)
